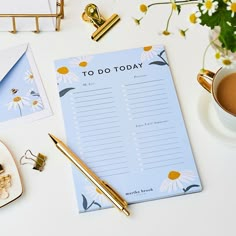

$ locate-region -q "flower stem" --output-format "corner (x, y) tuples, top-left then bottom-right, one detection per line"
(202, 37), (219, 70)
(17, 104), (22, 117)
(164, 6), (174, 33)
(148, 0), (199, 8)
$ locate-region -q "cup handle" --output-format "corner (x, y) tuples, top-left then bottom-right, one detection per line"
(197, 70), (215, 93)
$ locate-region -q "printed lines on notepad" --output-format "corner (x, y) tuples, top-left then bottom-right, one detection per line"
(134, 125), (184, 171)
(122, 79), (170, 120)
(71, 87), (128, 178)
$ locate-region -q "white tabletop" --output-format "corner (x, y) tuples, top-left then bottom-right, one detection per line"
(1, 1), (236, 236)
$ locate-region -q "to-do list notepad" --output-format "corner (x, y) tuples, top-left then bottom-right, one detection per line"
(55, 45), (202, 213)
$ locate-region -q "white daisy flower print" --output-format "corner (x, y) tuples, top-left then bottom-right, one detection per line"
(84, 185), (110, 206)
(7, 95), (30, 116)
(24, 70), (34, 83)
(160, 170), (196, 193)
(31, 99), (43, 111)
(56, 66), (78, 83)
(70, 56), (93, 68)
(141, 46), (160, 62)
(227, 0), (236, 17)
(200, 0), (218, 16)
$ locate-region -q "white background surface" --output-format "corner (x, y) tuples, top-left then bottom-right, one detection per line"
(1, 0), (236, 235)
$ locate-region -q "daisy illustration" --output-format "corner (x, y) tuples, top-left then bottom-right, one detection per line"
(85, 185), (110, 206)
(31, 99), (43, 111)
(200, 0), (218, 16)
(226, 0), (236, 17)
(141, 46), (160, 62)
(7, 95), (30, 116)
(70, 56), (93, 68)
(24, 70), (34, 83)
(56, 66), (78, 83)
(160, 170), (196, 193)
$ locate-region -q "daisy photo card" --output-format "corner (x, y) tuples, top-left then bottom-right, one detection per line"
(55, 45), (202, 213)
(0, 44), (52, 128)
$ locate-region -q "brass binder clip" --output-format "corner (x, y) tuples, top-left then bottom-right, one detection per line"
(20, 150), (47, 172)
(82, 4), (120, 41)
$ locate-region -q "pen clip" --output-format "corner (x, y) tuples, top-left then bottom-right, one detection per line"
(102, 181), (128, 207)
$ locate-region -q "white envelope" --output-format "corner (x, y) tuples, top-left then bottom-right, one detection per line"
(0, 44), (52, 128)
(0, 0), (57, 31)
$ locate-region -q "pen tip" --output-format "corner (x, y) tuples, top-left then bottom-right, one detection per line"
(122, 208), (130, 216)
(48, 133), (59, 144)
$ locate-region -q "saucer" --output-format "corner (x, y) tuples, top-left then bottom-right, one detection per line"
(198, 92), (236, 146)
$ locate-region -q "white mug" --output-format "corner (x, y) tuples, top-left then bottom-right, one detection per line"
(198, 66), (236, 131)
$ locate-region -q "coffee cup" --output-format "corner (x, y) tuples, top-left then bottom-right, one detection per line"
(197, 66), (236, 131)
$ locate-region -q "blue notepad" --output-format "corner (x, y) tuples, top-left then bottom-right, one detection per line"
(55, 45), (202, 213)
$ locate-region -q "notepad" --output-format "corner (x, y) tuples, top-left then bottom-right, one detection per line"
(55, 45), (202, 213)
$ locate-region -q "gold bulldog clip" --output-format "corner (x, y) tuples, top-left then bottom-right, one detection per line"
(82, 3), (120, 41)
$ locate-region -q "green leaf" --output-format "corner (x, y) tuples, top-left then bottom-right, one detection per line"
(198, 1), (236, 52)
(176, 5), (181, 15)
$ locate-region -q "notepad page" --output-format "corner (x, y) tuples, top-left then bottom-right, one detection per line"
(55, 45), (202, 213)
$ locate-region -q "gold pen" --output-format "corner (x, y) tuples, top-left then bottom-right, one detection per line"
(49, 134), (130, 216)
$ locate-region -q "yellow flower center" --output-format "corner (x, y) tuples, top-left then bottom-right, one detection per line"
(32, 101), (38, 106)
(79, 61), (88, 67)
(215, 52), (221, 59)
(57, 67), (69, 75)
(189, 13), (197, 24)
(168, 171), (181, 180)
(140, 4), (148, 13)
(96, 188), (102, 194)
(29, 74), (34, 79)
(172, 3), (177, 10)
(162, 30), (171, 36)
(205, 0), (213, 10)
(144, 46), (153, 51)
(13, 96), (21, 102)
(231, 3), (236, 12)
(222, 59), (232, 66)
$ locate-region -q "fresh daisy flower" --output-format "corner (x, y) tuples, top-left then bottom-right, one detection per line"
(56, 66), (78, 83)
(226, 0), (236, 17)
(7, 96), (29, 110)
(133, 17), (143, 25)
(189, 10), (201, 25)
(24, 70), (34, 83)
(140, 4), (148, 13)
(31, 99), (43, 111)
(200, 0), (218, 16)
(220, 55), (235, 68)
(70, 56), (93, 68)
(179, 28), (189, 38)
(141, 45), (160, 62)
(215, 51), (221, 60)
(160, 170), (196, 193)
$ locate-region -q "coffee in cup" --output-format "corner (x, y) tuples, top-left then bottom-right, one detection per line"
(198, 66), (236, 130)
(216, 72), (236, 115)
